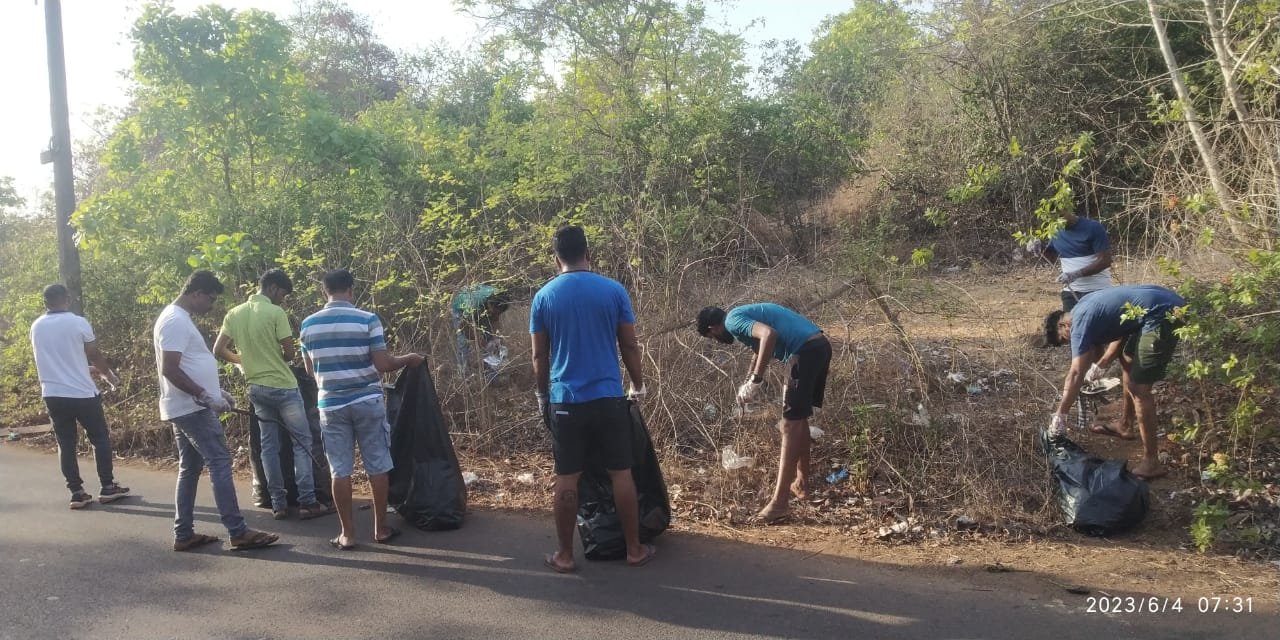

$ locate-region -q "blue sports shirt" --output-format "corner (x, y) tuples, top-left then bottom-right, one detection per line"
(724, 303), (821, 363)
(529, 272), (636, 404)
(1069, 285), (1186, 357)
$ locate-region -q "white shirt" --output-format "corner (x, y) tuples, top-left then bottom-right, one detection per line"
(153, 304), (222, 420)
(29, 311), (99, 398)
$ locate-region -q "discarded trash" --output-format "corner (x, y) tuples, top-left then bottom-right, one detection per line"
(516, 472), (536, 485)
(720, 447), (755, 470)
(965, 384), (985, 395)
(826, 468), (849, 484)
(5, 432), (19, 442)
(877, 519), (913, 539)
(462, 471), (479, 486)
(910, 403), (931, 427)
(956, 515), (978, 529)
(946, 371), (968, 384)
(946, 556), (963, 566)
(809, 426), (824, 440)
(703, 403), (718, 420)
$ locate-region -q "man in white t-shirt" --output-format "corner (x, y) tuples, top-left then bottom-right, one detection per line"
(29, 284), (130, 509)
(153, 270), (278, 552)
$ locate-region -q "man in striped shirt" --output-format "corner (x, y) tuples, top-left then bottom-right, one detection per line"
(300, 269), (424, 550)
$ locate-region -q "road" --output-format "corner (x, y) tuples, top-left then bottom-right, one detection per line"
(0, 444), (1272, 639)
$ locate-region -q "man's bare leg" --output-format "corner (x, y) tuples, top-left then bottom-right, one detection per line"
(608, 468), (653, 565)
(1129, 383), (1165, 478)
(761, 419), (806, 518)
(369, 472), (392, 541)
(547, 473), (581, 571)
(1094, 354), (1137, 438)
(331, 476), (355, 547)
(791, 418), (812, 500)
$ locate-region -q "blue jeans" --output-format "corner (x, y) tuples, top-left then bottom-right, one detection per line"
(320, 397), (393, 479)
(249, 384), (317, 509)
(169, 409), (248, 541)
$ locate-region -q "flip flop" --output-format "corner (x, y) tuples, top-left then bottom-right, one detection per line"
(228, 530), (278, 551)
(329, 536), (357, 551)
(753, 509), (791, 525)
(374, 527), (401, 544)
(1130, 468), (1169, 480)
(626, 544), (657, 568)
(543, 553), (576, 574)
(173, 533), (220, 552)
(1089, 423), (1137, 440)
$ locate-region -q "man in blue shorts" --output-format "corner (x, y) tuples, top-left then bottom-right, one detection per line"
(1045, 285), (1185, 479)
(1027, 206), (1114, 311)
(531, 225), (654, 573)
(300, 269), (424, 550)
(697, 303), (831, 522)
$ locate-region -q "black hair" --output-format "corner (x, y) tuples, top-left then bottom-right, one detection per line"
(259, 268), (293, 294)
(322, 268), (354, 294)
(697, 306), (727, 336)
(1044, 309), (1066, 346)
(183, 270), (225, 296)
(488, 290), (512, 313)
(42, 283), (68, 308)
(553, 225), (588, 263)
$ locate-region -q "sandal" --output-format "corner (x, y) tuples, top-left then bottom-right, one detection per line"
(374, 527), (401, 544)
(1089, 423), (1137, 440)
(173, 533), (220, 552)
(626, 544), (657, 568)
(298, 503), (334, 520)
(229, 529), (279, 551)
(329, 536), (357, 551)
(543, 553), (576, 574)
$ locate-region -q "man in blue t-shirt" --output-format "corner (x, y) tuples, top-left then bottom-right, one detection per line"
(697, 303), (831, 523)
(1044, 285), (1185, 480)
(1027, 207), (1114, 311)
(530, 225), (654, 573)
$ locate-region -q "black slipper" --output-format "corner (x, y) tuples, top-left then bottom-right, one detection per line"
(374, 527), (401, 544)
(329, 536), (357, 551)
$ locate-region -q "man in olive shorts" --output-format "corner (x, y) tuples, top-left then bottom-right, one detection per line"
(1044, 285), (1185, 479)
(697, 303), (831, 522)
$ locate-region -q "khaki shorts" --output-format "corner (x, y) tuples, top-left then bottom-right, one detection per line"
(1123, 322), (1179, 385)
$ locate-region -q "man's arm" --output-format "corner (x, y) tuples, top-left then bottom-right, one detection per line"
(302, 350), (315, 377)
(1054, 348), (1101, 415)
(531, 331), (550, 396)
(748, 322), (778, 378)
(278, 337), (297, 363)
(1095, 337), (1124, 369)
(161, 351), (213, 398)
(83, 341), (116, 381)
(212, 332), (241, 365)
(616, 322), (644, 389)
(370, 349), (423, 373)
(1074, 249), (1113, 277)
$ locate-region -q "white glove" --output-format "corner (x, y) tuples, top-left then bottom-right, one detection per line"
(1025, 238), (1043, 254)
(106, 371), (121, 388)
(737, 379), (765, 403)
(1048, 413), (1068, 437)
(1057, 270), (1081, 285)
(197, 390), (232, 413)
(1085, 363), (1104, 383)
(627, 383), (647, 400)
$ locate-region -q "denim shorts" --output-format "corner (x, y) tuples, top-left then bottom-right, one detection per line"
(319, 396), (393, 478)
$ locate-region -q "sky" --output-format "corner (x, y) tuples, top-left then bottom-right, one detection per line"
(0, 0), (854, 203)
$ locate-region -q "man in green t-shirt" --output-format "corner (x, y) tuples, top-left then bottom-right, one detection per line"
(451, 284), (511, 381)
(214, 269), (330, 520)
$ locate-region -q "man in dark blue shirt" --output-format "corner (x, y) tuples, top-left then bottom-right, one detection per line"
(1044, 285), (1185, 479)
(1027, 207), (1114, 311)
(697, 303), (831, 522)
(530, 225), (654, 572)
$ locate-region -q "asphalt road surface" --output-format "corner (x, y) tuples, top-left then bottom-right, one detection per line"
(1, 444), (1272, 639)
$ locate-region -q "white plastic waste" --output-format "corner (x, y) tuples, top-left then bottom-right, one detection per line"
(462, 471), (479, 486)
(809, 426), (824, 440)
(516, 472), (536, 484)
(720, 446), (755, 470)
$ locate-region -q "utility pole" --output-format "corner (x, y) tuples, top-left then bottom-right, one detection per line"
(42, 0), (84, 313)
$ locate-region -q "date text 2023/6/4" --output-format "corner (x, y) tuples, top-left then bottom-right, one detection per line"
(1085, 596), (1254, 614)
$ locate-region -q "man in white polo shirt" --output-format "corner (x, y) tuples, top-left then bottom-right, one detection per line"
(29, 284), (129, 509)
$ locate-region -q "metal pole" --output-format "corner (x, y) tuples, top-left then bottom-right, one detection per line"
(44, 0), (83, 314)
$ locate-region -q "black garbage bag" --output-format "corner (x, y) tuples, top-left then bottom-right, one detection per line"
(387, 363), (467, 531)
(1040, 431), (1149, 536)
(577, 401), (672, 560)
(248, 366), (332, 507)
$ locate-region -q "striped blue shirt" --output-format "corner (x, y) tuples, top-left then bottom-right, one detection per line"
(299, 301), (387, 410)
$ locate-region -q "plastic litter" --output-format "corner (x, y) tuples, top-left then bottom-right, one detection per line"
(826, 468), (848, 484)
(516, 472), (536, 485)
(577, 400), (671, 560)
(462, 471), (479, 486)
(720, 447), (755, 470)
(809, 426), (824, 440)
